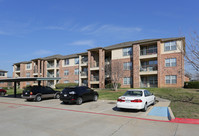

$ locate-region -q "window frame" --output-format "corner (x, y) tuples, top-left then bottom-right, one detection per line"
(123, 62), (132, 70)
(165, 75), (177, 84)
(64, 70), (69, 76)
(74, 58), (79, 64)
(164, 41), (177, 51)
(123, 77), (132, 85)
(165, 58), (177, 67)
(74, 69), (79, 75)
(123, 47), (132, 56)
(64, 59), (69, 66)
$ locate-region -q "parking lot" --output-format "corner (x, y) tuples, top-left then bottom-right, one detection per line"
(0, 97), (198, 136)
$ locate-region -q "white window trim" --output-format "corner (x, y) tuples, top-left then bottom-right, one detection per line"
(165, 75), (177, 84)
(165, 58), (177, 67)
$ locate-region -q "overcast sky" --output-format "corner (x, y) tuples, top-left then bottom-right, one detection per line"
(0, 0), (199, 76)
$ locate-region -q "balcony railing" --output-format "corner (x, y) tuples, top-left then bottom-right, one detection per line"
(47, 73), (54, 78)
(47, 64), (54, 68)
(15, 68), (20, 71)
(140, 82), (157, 88)
(81, 72), (88, 76)
(90, 76), (99, 81)
(33, 67), (38, 73)
(140, 65), (158, 72)
(91, 62), (99, 68)
(81, 61), (88, 65)
(140, 48), (157, 56)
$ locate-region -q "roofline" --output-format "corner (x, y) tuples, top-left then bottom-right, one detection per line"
(12, 37), (185, 65)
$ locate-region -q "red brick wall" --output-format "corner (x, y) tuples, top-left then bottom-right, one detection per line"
(159, 52), (184, 87)
(59, 62), (79, 83)
(0, 77), (8, 88)
(111, 58), (133, 88)
(133, 44), (140, 88)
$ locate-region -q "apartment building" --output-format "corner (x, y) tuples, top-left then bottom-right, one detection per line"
(13, 37), (185, 89)
(0, 69), (8, 88)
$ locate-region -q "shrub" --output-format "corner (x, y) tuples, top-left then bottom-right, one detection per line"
(105, 83), (121, 89)
(184, 81), (199, 89)
(2, 87), (8, 90)
(55, 83), (78, 89)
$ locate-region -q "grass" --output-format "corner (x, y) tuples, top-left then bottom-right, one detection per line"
(97, 88), (199, 119)
(4, 88), (199, 119)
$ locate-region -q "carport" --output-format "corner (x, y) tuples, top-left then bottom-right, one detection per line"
(0, 77), (61, 97)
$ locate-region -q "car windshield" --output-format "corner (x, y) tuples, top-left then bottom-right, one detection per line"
(123, 90), (143, 97)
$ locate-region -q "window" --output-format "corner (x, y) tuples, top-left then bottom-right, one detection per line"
(75, 58), (79, 64)
(64, 70), (69, 76)
(0, 72), (5, 76)
(64, 59), (69, 65)
(123, 47), (132, 56)
(64, 80), (69, 83)
(26, 63), (31, 69)
(74, 69), (79, 75)
(74, 80), (79, 83)
(26, 72), (30, 77)
(123, 77), (132, 85)
(123, 62), (132, 70)
(164, 41), (177, 51)
(165, 58), (177, 67)
(165, 75), (177, 84)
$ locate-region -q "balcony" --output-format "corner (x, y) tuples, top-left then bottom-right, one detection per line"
(90, 62), (99, 70)
(90, 76), (99, 84)
(47, 63), (55, 69)
(140, 65), (158, 75)
(140, 47), (157, 59)
(140, 82), (157, 88)
(47, 73), (54, 78)
(15, 67), (20, 72)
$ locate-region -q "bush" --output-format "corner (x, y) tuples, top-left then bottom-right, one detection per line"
(105, 83), (121, 89)
(55, 83), (78, 89)
(2, 87), (8, 90)
(184, 81), (199, 89)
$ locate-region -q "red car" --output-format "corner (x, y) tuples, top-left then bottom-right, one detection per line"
(0, 89), (7, 96)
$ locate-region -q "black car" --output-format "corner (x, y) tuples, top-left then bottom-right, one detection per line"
(60, 86), (98, 105)
(21, 86), (60, 102)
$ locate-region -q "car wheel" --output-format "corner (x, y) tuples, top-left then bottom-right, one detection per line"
(76, 97), (83, 105)
(143, 103), (147, 112)
(55, 93), (60, 99)
(0, 92), (5, 96)
(35, 95), (42, 102)
(93, 95), (98, 101)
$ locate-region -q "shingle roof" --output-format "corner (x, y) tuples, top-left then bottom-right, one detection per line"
(104, 37), (184, 50)
(42, 54), (63, 60)
(0, 69), (8, 72)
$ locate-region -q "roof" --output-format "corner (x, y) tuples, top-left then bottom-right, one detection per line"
(0, 77), (61, 82)
(0, 69), (8, 72)
(12, 37), (185, 65)
(42, 54), (63, 60)
(61, 53), (79, 59)
(104, 37), (185, 50)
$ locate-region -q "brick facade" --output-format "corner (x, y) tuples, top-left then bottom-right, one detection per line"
(12, 37), (185, 89)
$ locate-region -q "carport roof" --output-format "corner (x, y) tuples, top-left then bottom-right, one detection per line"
(0, 77), (61, 82)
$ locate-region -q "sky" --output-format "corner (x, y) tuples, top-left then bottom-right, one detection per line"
(0, 0), (199, 76)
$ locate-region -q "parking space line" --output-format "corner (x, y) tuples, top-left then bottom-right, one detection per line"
(0, 101), (198, 125)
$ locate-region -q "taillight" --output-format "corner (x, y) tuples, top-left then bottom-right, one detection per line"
(30, 92), (33, 95)
(131, 99), (142, 103)
(117, 99), (125, 102)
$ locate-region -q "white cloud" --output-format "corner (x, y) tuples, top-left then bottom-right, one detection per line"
(33, 50), (53, 56)
(70, 40), (96, 47)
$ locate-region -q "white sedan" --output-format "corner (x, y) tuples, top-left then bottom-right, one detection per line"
(116, 89), (155, 111)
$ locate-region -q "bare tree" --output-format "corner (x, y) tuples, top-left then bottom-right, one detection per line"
(181, 32), (199, 72)
(105, 60), (123, 91)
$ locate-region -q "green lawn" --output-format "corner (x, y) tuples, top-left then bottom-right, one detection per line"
(4, 87), (199, 119)
(97, 88), (199, 119)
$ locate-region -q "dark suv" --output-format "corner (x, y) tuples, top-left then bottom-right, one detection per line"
(60, 86), (98, 105)
(21, 86), (60, 102)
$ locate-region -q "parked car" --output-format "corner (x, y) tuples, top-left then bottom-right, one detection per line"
(21, 86), (60, 102)
(0, 89), (7, 96)
(60, 86), (98, 105)
(116, 89), (155, 111)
